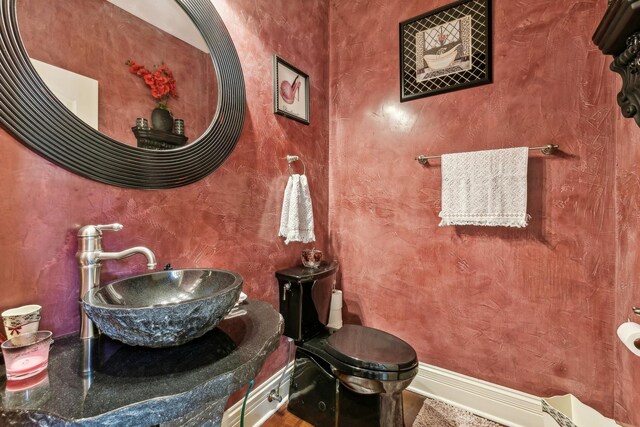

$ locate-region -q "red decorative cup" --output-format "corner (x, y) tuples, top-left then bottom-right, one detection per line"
(2, 305), (41, 338)
(301, 248), (323, 268)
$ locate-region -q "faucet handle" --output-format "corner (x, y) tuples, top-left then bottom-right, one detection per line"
(95, 223), (123, 233)
(78, 223), (123, 238)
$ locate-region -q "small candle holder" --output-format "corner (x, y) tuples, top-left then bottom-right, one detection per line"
(135, 117), (149, 129)
(174, 119), (184, 135)
(1, 331), (53, 380)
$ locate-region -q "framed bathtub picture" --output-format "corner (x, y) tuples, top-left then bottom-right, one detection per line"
(273, 55), (310, 125)
(399, 0), (492, 102)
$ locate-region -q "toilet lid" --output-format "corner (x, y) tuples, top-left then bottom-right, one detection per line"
(326, 324), (417, 372)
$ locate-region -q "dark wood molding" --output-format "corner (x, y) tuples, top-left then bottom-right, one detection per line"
(593, 0), (640, 127)
(132, 127), (189, 150)
(611, 36), (640, 125)
(593, 0), (640, 55)
(0, 0), (245, 189)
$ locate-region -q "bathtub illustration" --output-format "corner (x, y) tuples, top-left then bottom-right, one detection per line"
(423, 44), (460, 70)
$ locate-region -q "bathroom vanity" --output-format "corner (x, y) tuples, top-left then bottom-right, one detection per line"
(0, 300), (282, 426)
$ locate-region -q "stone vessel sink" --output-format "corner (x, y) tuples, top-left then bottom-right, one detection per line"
(82, 269), (242, 348)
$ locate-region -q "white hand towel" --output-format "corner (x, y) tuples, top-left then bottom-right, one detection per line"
(278, 176), (294, 238)
(279, 174), (316, 244)
(438, 147), (529, 227)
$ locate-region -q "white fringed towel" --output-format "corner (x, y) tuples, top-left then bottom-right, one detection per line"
(439, 147), (529, 227)
(279, 174), (316, 244)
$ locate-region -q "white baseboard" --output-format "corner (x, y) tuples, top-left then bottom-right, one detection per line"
(221, 361), (544, 427)
(221, 363), (293, 427)
(407, 362), (544, 427)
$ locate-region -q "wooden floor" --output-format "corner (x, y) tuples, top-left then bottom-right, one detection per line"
(262, 391), (426, 427)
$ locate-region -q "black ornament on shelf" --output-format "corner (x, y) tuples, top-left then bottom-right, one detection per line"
(151, 108), (174, 133)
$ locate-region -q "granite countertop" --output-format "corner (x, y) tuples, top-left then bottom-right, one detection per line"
(0, 299), (283, 426)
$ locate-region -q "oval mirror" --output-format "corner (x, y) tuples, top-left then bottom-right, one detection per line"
(0, 0), (245, 189)
(17, 0), (218, 149)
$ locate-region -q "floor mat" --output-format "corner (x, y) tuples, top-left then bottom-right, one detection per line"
(412, 398), (504, 427)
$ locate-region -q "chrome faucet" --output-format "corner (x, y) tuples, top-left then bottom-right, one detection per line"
(76, 223), (157, 339)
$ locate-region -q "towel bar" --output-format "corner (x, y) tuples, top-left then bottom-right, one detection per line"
(415, 144), (559, 166)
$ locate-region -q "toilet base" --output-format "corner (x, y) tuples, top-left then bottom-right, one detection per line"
(288, 350), (407, 427)
(334, 370), (413, 427)
(380, 391), (404, 427)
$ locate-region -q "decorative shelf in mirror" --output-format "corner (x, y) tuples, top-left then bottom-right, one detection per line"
(0, 0), (245, 189)
(593, 0), (640, 126)
(132, 127), (188, 150)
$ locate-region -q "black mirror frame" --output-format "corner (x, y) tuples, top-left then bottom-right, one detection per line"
(0, 0), (245, 189)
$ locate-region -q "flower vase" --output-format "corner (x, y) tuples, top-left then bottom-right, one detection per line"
(151, 108), (173, 132)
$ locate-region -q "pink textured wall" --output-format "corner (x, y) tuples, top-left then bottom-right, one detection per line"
(0, 0), (329, 397)
(17, 0), (216, 145)
(5, 0), (640, 422)
(614, 114), (640, 424)
(329, 0), (618, 417)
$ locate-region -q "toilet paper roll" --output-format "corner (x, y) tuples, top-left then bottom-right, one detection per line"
(330, 290), (343, 310)
(328, 309), (342, 329)
(617, 321), (640, 356)
(327, 290), (343, 329)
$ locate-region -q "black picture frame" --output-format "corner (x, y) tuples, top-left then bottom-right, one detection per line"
(273, 55), (310, 125)
(400, 0), (492, 102)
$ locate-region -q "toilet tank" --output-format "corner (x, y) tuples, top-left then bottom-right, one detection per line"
(276, 261), (339, 342)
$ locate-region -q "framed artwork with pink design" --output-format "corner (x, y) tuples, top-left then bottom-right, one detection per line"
(273, 55), (310, 125)
(400, 0), (492, 102)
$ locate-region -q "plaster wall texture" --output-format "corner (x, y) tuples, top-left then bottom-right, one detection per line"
(3, 0), (640, 422)
(0, 0), (329, 399)
(328, 0), (618, 418)
(614, 113), (640, 425)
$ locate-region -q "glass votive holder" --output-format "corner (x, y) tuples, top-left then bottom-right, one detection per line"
(135, 117), (149, 129)
(301, 248), (323, 268)
(1, 331), (53, 380)
(174, 119), (184, 135)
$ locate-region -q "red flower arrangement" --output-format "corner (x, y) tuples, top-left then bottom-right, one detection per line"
(126, 59), (178, 110)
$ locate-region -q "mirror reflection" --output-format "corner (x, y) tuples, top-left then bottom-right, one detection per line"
(17, 0), (218, 149)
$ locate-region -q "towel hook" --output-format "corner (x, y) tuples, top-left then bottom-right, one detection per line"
(285, 154), (306, 175)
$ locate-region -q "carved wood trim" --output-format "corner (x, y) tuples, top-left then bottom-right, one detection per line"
(593, 0), (640, 127)
(611, 34), (640, 125)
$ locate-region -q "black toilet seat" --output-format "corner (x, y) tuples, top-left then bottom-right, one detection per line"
(326, 324), (417, 372)
(298, 324), (418, 382)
